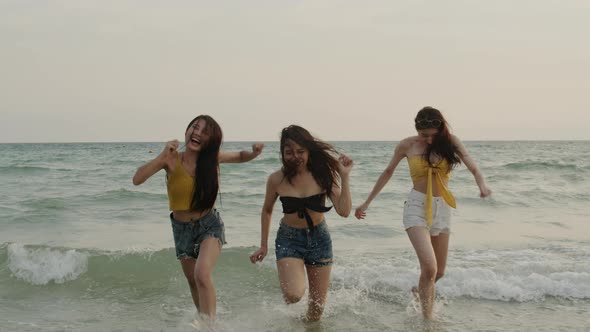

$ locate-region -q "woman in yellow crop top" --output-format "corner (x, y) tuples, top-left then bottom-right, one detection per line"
(132, 115), (264, 321)
(354, 107), (491, 320)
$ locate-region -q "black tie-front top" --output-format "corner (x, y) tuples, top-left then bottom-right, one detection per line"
(280, 193), (332, 229)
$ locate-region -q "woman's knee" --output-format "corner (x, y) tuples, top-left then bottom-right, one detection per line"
(435, 271), (445, 282)
(194, 269), (213, 289)
(283, 289), (305, 304)
(421, 264), (438, 281)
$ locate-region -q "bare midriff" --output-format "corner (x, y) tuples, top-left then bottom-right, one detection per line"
(281, 210), (325, 229)
(172, 209), (212, 222)
(412, 178), (449, 197)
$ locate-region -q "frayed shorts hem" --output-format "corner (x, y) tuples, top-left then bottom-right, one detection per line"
(402, 189), (452, 236)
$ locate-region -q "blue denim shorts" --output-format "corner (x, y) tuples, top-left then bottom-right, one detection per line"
(170, 209), (226, 259)
(275, 220), (333, 267)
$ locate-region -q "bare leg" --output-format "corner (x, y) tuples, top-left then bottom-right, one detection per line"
(194, 237), (221, 319)
(431, 232), (450, 283)
(407, 227), (438, 319)
(180, 258), (199, 309)
(429, 232), (450, 304)
(306, 265), (332, 321)
(277, 258), (307, 304)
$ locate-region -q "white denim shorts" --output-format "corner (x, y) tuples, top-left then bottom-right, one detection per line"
(402, 189), (452, 235)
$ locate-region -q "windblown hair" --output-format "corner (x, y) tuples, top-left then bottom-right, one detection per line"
(185, 115), (223, 211)
(280, 125), (340, 197)
(415, 106), (461, 172)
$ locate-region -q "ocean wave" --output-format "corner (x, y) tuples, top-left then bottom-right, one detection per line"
(79, 188), (167, 203)
(0, 165), (76, 173)
(2, 243), (175, 286)
(454, 189), (590, 208)
(20, 197), (68, 211)
(330, 247), (590, 302)
(500, 161), (580, 171)
(500, 190), (590, 207)
(0, 165), (52, 174)
(17, 190), (167, 212)
(331, 265), (590, 303)
(5, 243), (89, 285)
(220, 190), (265, 199)
(442, 268), (590, 301)
(221, 156), (280, 168)
(3, 244), (589, 302)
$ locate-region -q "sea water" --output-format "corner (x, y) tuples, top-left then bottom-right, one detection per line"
(1, 141), (589, 331)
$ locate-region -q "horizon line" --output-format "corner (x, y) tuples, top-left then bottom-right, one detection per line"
(1, 139), (589, 144)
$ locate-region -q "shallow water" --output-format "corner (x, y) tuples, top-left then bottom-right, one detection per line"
(1, 141), (589, 331)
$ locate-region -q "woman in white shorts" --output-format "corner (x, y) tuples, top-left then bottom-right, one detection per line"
(354, 106), (492, 319)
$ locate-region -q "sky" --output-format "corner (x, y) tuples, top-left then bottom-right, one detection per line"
(1, 1), (589, 142)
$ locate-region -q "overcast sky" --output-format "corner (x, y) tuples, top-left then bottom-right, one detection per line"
(2, 1), (589, 142)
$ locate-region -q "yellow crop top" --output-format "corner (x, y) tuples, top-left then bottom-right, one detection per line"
(166, 152), (194, 211)
(408, 155), (457, 226)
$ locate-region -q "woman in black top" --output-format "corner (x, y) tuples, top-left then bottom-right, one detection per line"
(250, 125), (353, 321)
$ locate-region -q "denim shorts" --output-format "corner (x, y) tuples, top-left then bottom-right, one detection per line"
(275, 220), (333, 267)
(403, 189), (452, 235)
(170, 209), (226, 259)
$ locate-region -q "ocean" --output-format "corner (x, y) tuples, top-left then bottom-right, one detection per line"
(1, 141), (589, 331)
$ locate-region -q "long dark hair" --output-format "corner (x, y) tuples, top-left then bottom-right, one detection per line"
(185, 115), (223, 211)
(280, 125), (340, 197)
(415, 106), (461, 171)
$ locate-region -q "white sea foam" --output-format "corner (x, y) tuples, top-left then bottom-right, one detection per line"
(7, 243), (88, 285)
(440, 268), (590, 301)
(330, 249), (590, 302)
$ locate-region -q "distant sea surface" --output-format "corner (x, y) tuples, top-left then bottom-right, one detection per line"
(1, 141), (589, 331)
